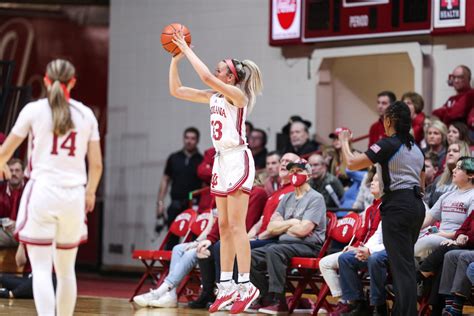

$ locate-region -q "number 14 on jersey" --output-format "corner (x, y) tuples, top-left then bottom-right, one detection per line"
(51, 131), (77, 157)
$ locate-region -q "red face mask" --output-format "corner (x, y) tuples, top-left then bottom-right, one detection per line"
(291, 173), (307, 187)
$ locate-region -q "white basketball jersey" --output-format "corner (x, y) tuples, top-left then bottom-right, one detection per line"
(11, 98), (100, 187)
(209, 93), (247, 152)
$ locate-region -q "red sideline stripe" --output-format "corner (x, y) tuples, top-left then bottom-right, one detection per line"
(14, 180), (35, 239)
(227, 151), (250, 195)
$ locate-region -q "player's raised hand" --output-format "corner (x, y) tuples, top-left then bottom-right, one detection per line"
(172, 31), (190, 53)
(339, 130), (352, 143)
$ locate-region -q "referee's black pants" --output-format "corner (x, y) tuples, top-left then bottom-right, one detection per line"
(381, 189), (425, 316)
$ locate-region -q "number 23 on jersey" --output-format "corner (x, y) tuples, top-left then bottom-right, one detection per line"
(51, 131), (77, 157)
(211, 120), (223, 141)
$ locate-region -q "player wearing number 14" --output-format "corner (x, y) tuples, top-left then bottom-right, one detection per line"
(0, 59), (103, 316)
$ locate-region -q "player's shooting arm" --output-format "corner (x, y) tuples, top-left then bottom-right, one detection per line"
(169, 57), (213, 104)
(172, 32), (246, 107)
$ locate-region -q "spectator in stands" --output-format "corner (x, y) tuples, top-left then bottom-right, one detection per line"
(245, 121), (254, 141)
(308, 153), (344, 208)
(421, 115), (438, 150)
(248, 153), (300, 243)
(426, 141), (471, 207)
(0, 158), (26, 247)
(448, 122), (472, 146)
(424, 120), (449, 170)
(0, 243), (54, 299)
(188, 183), (268, 309)
(419, 194), (474, 316)
(439, 249), (474, 316)
(283, 120), (319, 156)
(352, 167), (376, 210)
(368, 91), (396, 147)
(423, 153), (440, 204)
(248, 128), (268, 170)
(278, 115), (312, 154)
(263, 151), (281, 196)
(467, 263), (474, 285)
(319, 173), (382, 315)
(402, 91), (426, 144)
(340, 169), (367, 209)
(156, 127), (203, 250)
(337, 220), (388, 315)
(196, 147), (216, 210)
(328, 127), (352, 187)
(416, 157), (474, 259)
(433, 65), (474, 135)
(133, 209), (216, 308)
(250, 159), (326, 314)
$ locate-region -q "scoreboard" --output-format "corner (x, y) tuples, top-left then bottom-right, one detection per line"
(269, 0), (474, 45)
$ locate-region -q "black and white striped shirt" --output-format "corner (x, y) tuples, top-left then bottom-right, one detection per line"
(365, 135), (424, 194)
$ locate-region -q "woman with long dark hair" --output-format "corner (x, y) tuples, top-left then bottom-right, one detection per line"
(339, 101), (425, 316)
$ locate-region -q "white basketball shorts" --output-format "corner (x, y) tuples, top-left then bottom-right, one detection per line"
(15, 180), (88, 249)
(210, 147), (255, 197)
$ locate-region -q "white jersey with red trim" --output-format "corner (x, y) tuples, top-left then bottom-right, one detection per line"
(11, 98), (100, 187)
(209, 93), (247, 152)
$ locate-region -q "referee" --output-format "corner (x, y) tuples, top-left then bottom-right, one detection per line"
(339, 101), (425, 316)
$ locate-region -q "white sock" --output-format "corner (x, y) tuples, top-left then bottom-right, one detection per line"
(54, 247), (79, 316)
(238, 273), (250, 283)
(220, 271), (233, 282)
(27, 245), (55, 316)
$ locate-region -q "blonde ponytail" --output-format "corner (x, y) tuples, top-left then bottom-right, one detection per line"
(45, 59), (76, 136)
(240, 60), (263, 113)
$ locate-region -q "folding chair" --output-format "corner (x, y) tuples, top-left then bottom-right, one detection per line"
(285, 212), (361, 314)
(130, 209), (197, 301)
(310, 212), (362, 315)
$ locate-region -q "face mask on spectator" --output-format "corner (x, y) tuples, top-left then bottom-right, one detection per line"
(291, 173), (307, 187)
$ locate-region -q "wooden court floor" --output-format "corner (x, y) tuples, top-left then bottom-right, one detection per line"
(1, 296), (474, 315)
(0, 296), (278, 315)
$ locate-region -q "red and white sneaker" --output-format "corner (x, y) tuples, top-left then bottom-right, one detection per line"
(208, 281), (238, 313)
(230, 282), (260, 314)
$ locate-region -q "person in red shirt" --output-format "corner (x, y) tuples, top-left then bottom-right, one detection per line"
(263, 151), (281, 197)
(368, 91), (396, 147)
(402, 91), (426, 145)
(433, 65), (474, 133)
(196, 147), (216, 211)
(248, 152), (300, 242)
(0, 159), (26, 247)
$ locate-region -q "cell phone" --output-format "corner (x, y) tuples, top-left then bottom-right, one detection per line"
(428, 226), (439, 234)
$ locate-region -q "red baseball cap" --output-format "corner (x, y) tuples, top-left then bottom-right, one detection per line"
(329, 127), (352, 139)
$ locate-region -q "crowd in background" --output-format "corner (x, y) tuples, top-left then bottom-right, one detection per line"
(0, 64), (472, 315)
(130, 64), (474, 315)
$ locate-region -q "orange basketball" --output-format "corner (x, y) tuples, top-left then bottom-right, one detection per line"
(161, 23), (191, 56)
